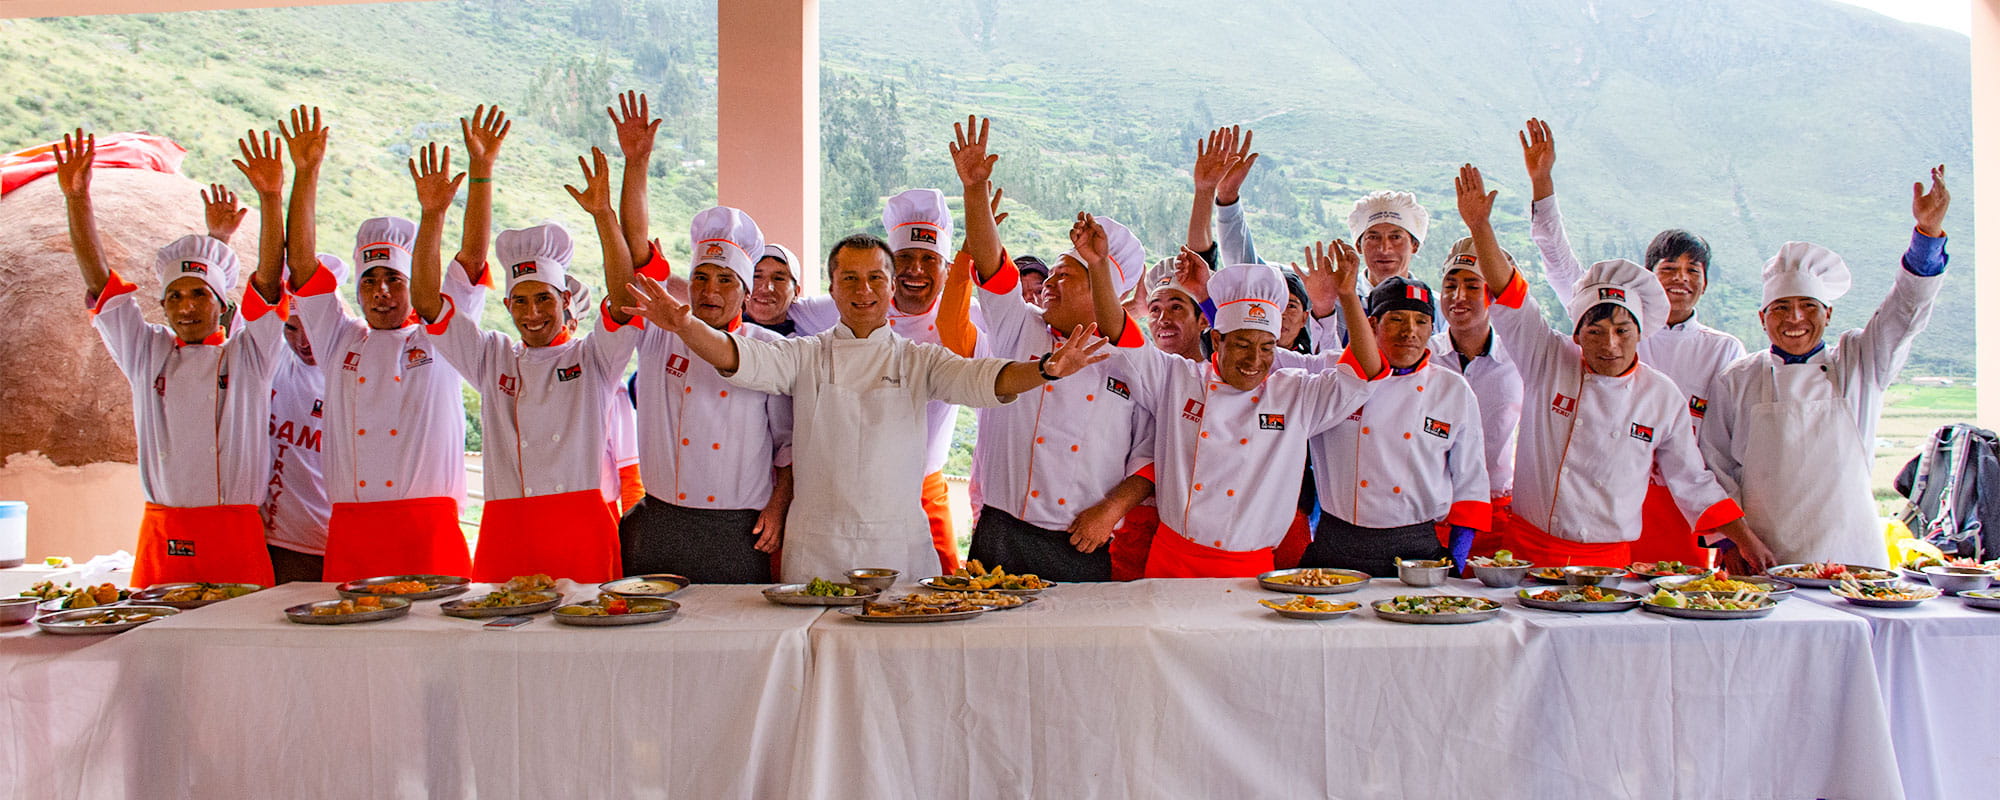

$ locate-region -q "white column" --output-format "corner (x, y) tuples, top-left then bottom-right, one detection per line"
(1978, 0), (2000, 425)
(717, 0), (822, 293)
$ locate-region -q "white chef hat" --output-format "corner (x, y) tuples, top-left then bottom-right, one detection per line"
(153, 234), (238, 299)
(689, 206), (764, 284)
(1441, 236), (1514, 277)
(1347, 190), (1429, 244)
(496, 222), (574, 295)
(1565, 258), (1668, 340)
(1058, 215), (1147, 298)
(1210, 262), (1287, 336)
(760, 243), (799, 280)
(881, 188), (953, 258)
(352, 217), (417, 285)
(562, 274), (592, 325)
(1760, 241), (1851, 308)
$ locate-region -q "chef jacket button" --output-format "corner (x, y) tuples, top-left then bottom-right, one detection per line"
(526, 488), (535, 497)
(1085, 394), (1095, 401)
(1194, 483), (1204, 491)
(684, 386), (693, 393)
(677, 493), (687, 500)
(719, 390), (729, 397)
(389, 429), (398, 436)
(1226, 489), (1235, 497)
(1213, 540), (1224, 548)
(1239, 438), (1248, 445)
(556, 484), (565, 492)
(1031, 490), (1040, 498)
(1209, 383), (1218, 390)
(1070, 444), (1079, 452)
(1392, 486), (1402, 494)
(357, 428), (366, 435)
(1403, 432), (1412, 439)
(552, 434), (562, 442)
(1036, 436), (1045, 444)
(1416, 385), (1424, 392)
(1360, 480), (1370, 488)
(1361, 426), (1371, 434)
(712, 443), (721, 450)
(1057, 498), (1067, 505)
(707, 495), (715, 502)
(682, 438), (690, 446)
(358, 377), (367, 384)
(1250, 396), (1259, 403)
(358, 480), (367, 487)
(927, 324), (935, 331)
(1199, 432), (1208, 439)
(394, 376), (402, 382)
(385, 480), (394, 488)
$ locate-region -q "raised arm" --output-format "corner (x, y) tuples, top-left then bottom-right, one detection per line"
(950, 115), (1004, 281)
(1518, 118), (1584, 307)
(993, 323), (1112, 397)
(457, 104), (510, 279)
(54, 130), (108, 298)
(1073, 212), (1131, 344)
(565, 147), (635, 324)
(1299, 240), (1382, 377)
(201, 183), (248, 244)
(231, 130), (288, 305)
(1519, 117), (1556, 202)
(1213, 128), (1260, 265)
(409, 143), (466, 323)
(1185, 126), (1236, 254)
(609, 91), (661, 270)
(1849, 165), (1952, 388)
(280, 105), (329, 291)
(1457, 164), (1514, 301)
(625, 273), (739, 372)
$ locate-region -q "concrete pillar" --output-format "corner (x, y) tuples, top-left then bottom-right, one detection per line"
(717, 0), (822, 293)
(1977, 0), (2000, 425)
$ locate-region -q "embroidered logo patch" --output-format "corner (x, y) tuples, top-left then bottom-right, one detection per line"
(1258, 413), (1286, 431)
(404, 347), (431, 368)
(1181, 398), (1205, 423)
(153, 376), (166, 396)
(665, 354), (690, 377)
(1424, 417), (1451, 439)
(1688, 395), (1708, 419)
(703, 242), (726, 259)
(180, 260), (208, 275)
(1105, 376), (1130, 399)
(497, 375), (518, 397)
(364, 247), (393, 263)
(310, 399), (324, 418)
(1348, 405), (1365, 421)
(1630, 423), (1654, 442)
(557, 364), (582, 382)
(1551, 393), (1577, 417)
(908, 227), (937, 245)
(1450, 253), (1477, 268)
(510, 261), (538, 279)
(167, 539), (195, 557)
(342, 352), (362, 372)
(1245, 303), (1270, 323)
(1598, 287), (1626, 302)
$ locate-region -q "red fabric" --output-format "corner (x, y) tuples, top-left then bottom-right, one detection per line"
(1444, 499), (1493, 532)
(1438, 498), (1511, 576)
(322, 497), (470, 582)
(922, 471), (960, 574)
(617, 463), (645, 517)
(1110, 505), (1159, 581)
(3, 132), (187, 196)
(133, 503), (273, 587)
(1273, 510), (1311, 570)
(1503, 516), (1631, 570)
(1630, 482), (1714, 569)
(1490, 271), (1531, 308)
(1144, 524), (1275, 579)
(472, 490), (620, 583)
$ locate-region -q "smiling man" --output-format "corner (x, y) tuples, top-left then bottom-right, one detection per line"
(1426, 239), (1525, 566)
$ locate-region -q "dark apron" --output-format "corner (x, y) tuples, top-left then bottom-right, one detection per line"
(1299, 514), (1445, 578)
(619, 494), (769, 583)
(966, 505), (1113, 582)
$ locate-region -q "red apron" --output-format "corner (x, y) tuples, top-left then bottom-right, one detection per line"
(472, 490), (621, 583)
(1110, 505), (1160, 582)
(322, 496), (470, 582)
(921, 470), (961, 574)
(1504, 517), (1631, 570)
(616, 463), (645, 517)
(1144, 525), (1275, 579)
(1273, 510), (1312, 570)
(133, 503), (273, 587)
(1629, 483), (1713, 569)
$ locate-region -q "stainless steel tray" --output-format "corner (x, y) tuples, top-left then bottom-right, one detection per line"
(599, 574), (690, 598)
(1514, 587), (1643, 613)
(439, 591), (564, 618)
(917, 576), (1052, 596)
(1959, 590), (2000, 611)
(761, 583), (880, 606)
(335, 575), (470, 601)
(836, 605), (988, 623)
(1763, 564), (1895, 589)
(1370, 597), (1502, 624)
(1828, 585), (1937, 609)
(1649, 575), (1795, 601)
(552, 598), (680, 626)
(130, 582), (262, 609)
(1255, 568), (1370, 595)
(35, 605), (179, 635)
(285, 598), (413, 625)
(1639, 592), (1776, 620)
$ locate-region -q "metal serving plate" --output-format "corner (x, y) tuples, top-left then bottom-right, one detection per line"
(1827, 584), (1938, 609)
(599, 574), (690, 598)
(899, 593), (1039, 611)
(1763, 564), (1895, 589)
(336, 575), (471, 601)
(36, 592), (131, 613)
(1256, 568), (1371, 595)
(130, 582), (262, 609)
(1370, 597), (1502, 625)
(916, 576), (1053, 596)
(35, 605), (179, 635)
(1638, 592), (1776, 620)
(761, 583), (881, 607)
(1627, 566), (1715, 582)
(1528, 568), (1572, 585)
(836, 604), (989, 623)
(1263, 600), (1361, 620)
(1514, 587), (1643, 613)
(439, 591), (564, 618)
(285, 597), (414, 625)
(1959, 590), (2000, 611)
(552, 598), (680, 627)
(1649, 575), (1795, 601)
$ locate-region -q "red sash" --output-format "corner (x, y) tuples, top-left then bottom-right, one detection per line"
(1110, 505), (1160, 582)
(1437, 497), (1512, 572)
(1630, 483), (1713, 569)
(1503, 516), (1631, 570)
(922, 471), (961, 574)
(1144, 525), (1275, 579)
(1273, 510), (1312, 571)
(322, 497), (470, 582)
(472, 491), (620, 583)
(133, 503), (273, 587)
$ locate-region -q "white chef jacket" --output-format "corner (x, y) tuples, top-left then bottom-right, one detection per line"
(1278, 349), (1489, 529)
(605, 382), (638, 504)
(427, 296), (639, 502)
(91, 272), (287, 508)
(632, 318), (794, 510)
(1488, 273), (1740, 543)
(1123, 345), (1377, 551)
(294, 262), (486, 506)
(1428, 328), (1522, 499)
(265, 354), (332, 554)
(968, 259), (1150, 530)
(790, 292), (985, 475)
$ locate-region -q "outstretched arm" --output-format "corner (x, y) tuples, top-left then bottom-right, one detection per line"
(232, 130), (287, 305)
(566, 147), (635, 324)
(1073, 212), (1130, 343)
(609, 91), (661, 270)
(1300, 240), (1381, 377)
(625, 273), (740, 372)
(54, 130), (108, 298)
(951, 115), (1005, 281)
(1185, 126), (1237, 254)
(280, 105), (329, 291)
(457, 104), (510, 280)
(409, 143), (466, 324)
(992, 323), (1112, 397)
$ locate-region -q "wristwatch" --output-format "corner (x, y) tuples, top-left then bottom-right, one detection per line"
(1037, 352), (1061, 381)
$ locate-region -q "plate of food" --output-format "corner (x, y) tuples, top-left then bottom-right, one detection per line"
(902, 591), (1036, 610)
(1959, 589), (2000, 612)
(837, 599), (989, 623)
(920, 561), (1053, 596)
(34, 605), (179, 635)
(440, 576), (564, 618)
(24, 581), (129, 612)
(1514, 585), (1643, 613)
(553, 595), (681, 626)
(130, 582), (261, 609)
(762, 577), (881, 606)
(1257, 567), (1370, 594)
(1260, 594), (1361, 620)
(1370, 595), (1502, 624)
(598, 574), (690, 599)
(1528, 566), (1572, 585)
(336, 574), (471, 601)
(1651, 572), (1795, 601)
(1627, 560), (1713, 580)
(1466, 551), (1534, 588)
(285, 596), (413, 625)
(1765, 562), (1894, 589)
(1827, 579), (1939, 609)
(1639, 589), (1776, 620)
(1899, 555), (2000, 583)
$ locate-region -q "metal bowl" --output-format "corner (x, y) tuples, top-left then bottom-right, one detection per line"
(1256, 568), (1370, 595)
(844, 568), (900, 593)
(335, 575), (470, 601)
(1920, 566), (1994, 596)
(0, 597), (41, 625)
(598, 574), (690, 599)
(1563, 566), (1628, 586)
(1470, 562), (1533, 588)
(1396, 559), (1452, 587)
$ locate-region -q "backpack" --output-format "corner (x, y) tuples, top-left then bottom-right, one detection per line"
(1894, 423), (2000, 559)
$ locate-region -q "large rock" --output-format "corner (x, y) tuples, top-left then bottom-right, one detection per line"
(0, 169), (263, 466)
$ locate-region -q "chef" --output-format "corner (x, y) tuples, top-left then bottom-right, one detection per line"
(622, 233), (1111, 583)
(561, 278), (645, 520)
(620, 206), (796, 583)
(1520, 117), (1745, 569)
(56, 129), (288, 586)
(1702, 166), (1952, 568)
(1455, 164), (1775, 570)
(1301, 190), (1429, 347)
(286, 105), (508, 581)
(415, 147), (637, 582)
(1124, 254), (1385, 578)
(746, 243), (805, 337)
(1428, 238), (1525, 566)
(264, 253), (345, 583)
(1105, 261), (1209, 580)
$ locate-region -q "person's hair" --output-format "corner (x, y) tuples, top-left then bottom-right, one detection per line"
(826, 233), (894, 274)
(1645, 229), (1710, 271)
(1578, 302), (1635, 329)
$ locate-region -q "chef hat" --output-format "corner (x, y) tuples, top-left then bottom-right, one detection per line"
(760, 243), (799, 281)
(153, 234), (238, 299)
(1441, 236), (1515, 277)
(352, 217), (417, 285)
(690, 206), (765, 284)
(881, 188), (953, 258)
(1565, 258), (1668, 340)
(1347, 190), (1429, 244)
(562, 274), (592, 325)
(1141, 256), (1196, 304)
(1059, 215), (1147, 297)
(1210, 263), (1288, 336)
(1760, 241), (1851, 308)
(496, 222), (574, 295)
(1014, 255), (1050, 278)
(1367, 275), (1436, 319)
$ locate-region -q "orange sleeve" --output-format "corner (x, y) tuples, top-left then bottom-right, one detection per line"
(423, 295), (457, 336)
(618, 463), (645, 514)
(1693, 498), (1745, 531)
(1445, 500), (1493, 532)
(296, 262), (340, 297)
(90, 270), (140, 314)
(239, 284), (289, 322)
(636, 240), (672, 281)
(936, 249), (979, 357)
(1490, 271), (1529, 309)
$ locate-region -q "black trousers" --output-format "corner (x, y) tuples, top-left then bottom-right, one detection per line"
(618, 495), (770, 584)
(966, 505), (1112, 582)
(267, 544), (324, 585)
(1298, 514), (1445, 578)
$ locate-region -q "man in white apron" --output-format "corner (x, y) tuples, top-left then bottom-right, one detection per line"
(1701, 167), (1952, 569)
(622, 235), (1112, 583)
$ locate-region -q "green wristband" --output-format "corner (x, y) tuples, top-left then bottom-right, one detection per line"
(469, 177), (492, 184)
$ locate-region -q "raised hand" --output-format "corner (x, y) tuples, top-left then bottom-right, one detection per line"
(279, 105), (328, 172)
(564, 147), (614, 215)
(201, 183), (247, 241)
(988, 185), (1008, 227)
(1455, 163), (1498, 230)
(1519, 117), (1555, 199)
(950, 115), (998, 187)
(1173, 245), (1212, 302)
(623, 273), (696, 334)
(53, 129), (94, 199)
(233, 129), (286, 196)
(1215, 127), (1259, 205)
(1070, 212), (1109, 265)
(1296, 240), (1359, 309)
(1192, 126), (1237, 193)
(607, 90), (660, 161)
(1046, 323), (1112, 378)
(460, 104), (511, 171)
(407, 142), (465, 214)
(1912, 164), (1949, 234)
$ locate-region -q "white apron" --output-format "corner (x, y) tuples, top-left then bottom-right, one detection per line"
(1738, 363), (1882, 566)
(779, 334), (938, 583)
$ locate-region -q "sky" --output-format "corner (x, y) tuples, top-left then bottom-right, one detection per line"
(1834, 0), (1971, 34)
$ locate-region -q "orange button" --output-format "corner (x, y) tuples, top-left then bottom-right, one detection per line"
(719, 390), (729, 397)
(1070, 445), (1079, 452)
(1056, 498), (1066, 505)
(1361, 427), (1370, 434)
(1194, 483), (1204, 491)
(1043, 385), (1054, 393)
(358, 377), (367, 384)
(1085, 394), (1095, 401)
(394, 375), (402, 382)
(1214, 540), (1224, 547)
(711, 443), (721, 450)
(1392, 486), (1403, 494)
(357, 429), (366, 436)
(1031, 490), (1040, 498)
(684, 386), (692, 393)
(1360, 480), (1370, 488)
(1403, 432), (1412, 439)
(385, 480), (394, 488)
(358, 480), (367, 487)
(1251, 396), (1259, 402)
(1226, 489), (1235, 497)
(1239, 438), (1248, 445)
(707, 495), (715, 502)
(681, 438), (690, 446)
(677, 493), (687, 500)
(1200, 432), (1209, 439)
(1036, 437), (1045, 444)
(1416, 385), (1425, 392)
(389, 429), (398, 436)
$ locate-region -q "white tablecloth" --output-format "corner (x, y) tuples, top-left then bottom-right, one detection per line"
(1797, 585), (2000, 799)
(793, 578), (1902, 800)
